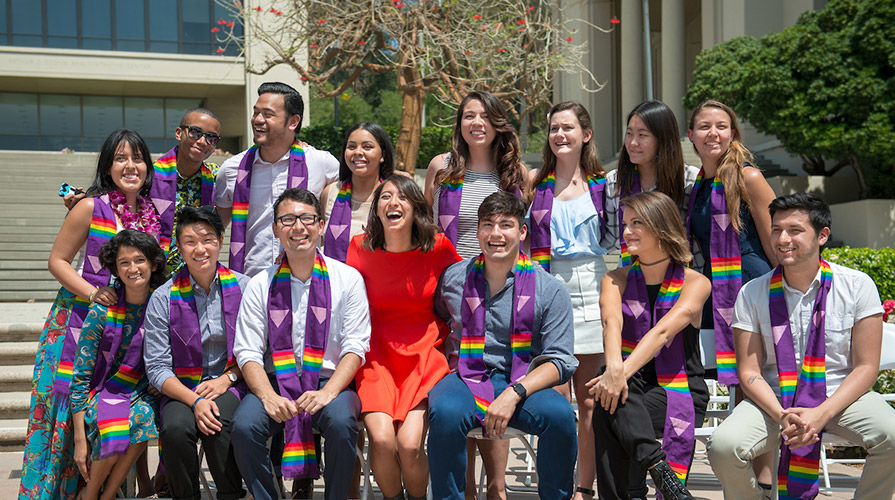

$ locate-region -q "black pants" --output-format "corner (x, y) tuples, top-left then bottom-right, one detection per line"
(592, 370), (709, 500)
(160, 391), (245, 500)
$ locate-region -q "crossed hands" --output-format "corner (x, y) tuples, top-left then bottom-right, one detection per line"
(261, 389), (337, 423)
(586, 366), (628, 415)
(779, 406), (830, 450)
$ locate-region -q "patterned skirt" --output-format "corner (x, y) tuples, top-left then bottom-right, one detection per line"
(19, 288), (81, 500)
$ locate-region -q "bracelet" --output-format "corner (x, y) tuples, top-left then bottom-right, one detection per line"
(191, 396), (205, 411)
(87, 287), (99, 302)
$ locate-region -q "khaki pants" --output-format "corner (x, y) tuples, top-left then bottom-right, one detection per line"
(707, 391), (895, 499)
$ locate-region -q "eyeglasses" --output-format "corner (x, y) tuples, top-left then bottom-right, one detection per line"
(275, 213), (321, 227)
(179, 125), (221, 147)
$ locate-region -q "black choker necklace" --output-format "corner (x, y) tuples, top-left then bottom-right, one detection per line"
(639, 256), (670, 266)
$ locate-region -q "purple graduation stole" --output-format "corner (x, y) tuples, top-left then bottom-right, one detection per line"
(617, 167), (641, 267)
(165, 263), (246, 409)
(229, 142), (308, 273)
(685, 169), (741, 385)
(149, 146), (216, 258)
(438, 174), (523, 245)
(771, 261), (831, 500)
(621, 261), (695, 486)
(268, 251), (331, 479)
(92, 291), (148, 459)
(323, 176), (381, 262)
(459, 253), (535, 430)
(529, 169), (606, 272)
(52, 194), (116, 403)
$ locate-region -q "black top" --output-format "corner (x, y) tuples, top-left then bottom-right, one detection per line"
(637, 283), (705, 383)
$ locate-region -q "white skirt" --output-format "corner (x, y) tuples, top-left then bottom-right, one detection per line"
(551, 255), (609, 355)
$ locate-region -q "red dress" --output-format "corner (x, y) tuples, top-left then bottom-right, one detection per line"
(346, 233), (462, 421)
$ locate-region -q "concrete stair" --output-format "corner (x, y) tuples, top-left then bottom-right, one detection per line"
(0, 314), (43, 451)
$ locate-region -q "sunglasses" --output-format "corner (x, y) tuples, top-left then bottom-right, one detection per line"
(179, 125), (221, 147)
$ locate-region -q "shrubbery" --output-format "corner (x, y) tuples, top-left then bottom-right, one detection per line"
(302, 125), (453, 173)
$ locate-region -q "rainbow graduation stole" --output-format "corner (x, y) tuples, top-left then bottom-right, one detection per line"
(268, 251), (331, 479)
(685, 169), (742, 385)
(93, 291), (148, 459)
(529, 169), (606, 272)
(53, 194), (116, 402)
(149, 146), (216, 258)
(323, 176), (382, 262)
(617, 167), (642, 267)
(436, 175), (465, 245)
(459, 253), (535, 428)
(229, 141), (308, 273)
(771, 261), (831, 500)
(621, 260), (695, 484)
(167, 263), (245, 405)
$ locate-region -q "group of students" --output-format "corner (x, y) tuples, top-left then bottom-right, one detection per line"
(18, 80), (895, 500)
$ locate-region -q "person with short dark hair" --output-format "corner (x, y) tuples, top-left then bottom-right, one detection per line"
(427, 190), (579, 499)
(588, 191), (710, 500)
(230, 188), (371, 500)
(345, 175), (461, 500)
(708, 193), (895, 499)
(215, 82), (340, 277)
(143, 207), (250, 500)
(70, 230), (166, 500)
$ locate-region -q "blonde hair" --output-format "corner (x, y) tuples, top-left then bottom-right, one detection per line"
(620, 191), (692, 266)
(688, 100), (757, 233)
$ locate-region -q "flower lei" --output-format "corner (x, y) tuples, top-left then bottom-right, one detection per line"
(108, 189), (161, 237)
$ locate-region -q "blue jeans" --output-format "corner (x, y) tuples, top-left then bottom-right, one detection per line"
(231, 377), (360, 500)
(427, 372), (577, 499)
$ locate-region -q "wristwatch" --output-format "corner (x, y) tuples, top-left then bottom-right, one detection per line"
(227, 371), (238, 383)
(511, 382), (527, 399)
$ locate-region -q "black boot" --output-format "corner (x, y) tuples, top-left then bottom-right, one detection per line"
(648, 461), (695, 500)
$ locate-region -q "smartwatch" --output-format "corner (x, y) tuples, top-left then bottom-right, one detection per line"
(227, 371), (238, 383)
(511, 382), (527, 399)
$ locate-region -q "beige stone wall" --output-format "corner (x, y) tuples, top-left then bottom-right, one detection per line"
(830, 200), (895, 249)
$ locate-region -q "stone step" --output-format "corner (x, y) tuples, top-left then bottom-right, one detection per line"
(0, 226), (60, 235)
(0, 419), (27, 451)
(0, 342), (38, 366)
(0, 262), (50, 271)
(0, 242), (53, 252)
(0, 291), (58, 301)
(0, 218), (65, 227)
(0, 270), (56, 281)
(0, 392), (31, 419)
(0, 366), (33, 392)
(0, 322), (44, 343)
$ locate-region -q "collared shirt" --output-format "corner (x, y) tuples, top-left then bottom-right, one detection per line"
(214, 145), (340, 276)
(732, 261), (883, 397)
(434, 256), (578, 383)
(143, 270), (252, 391)
(166, 162), (220, 273)
(233, 255), (371, 379)
(602, 164), (701, 254)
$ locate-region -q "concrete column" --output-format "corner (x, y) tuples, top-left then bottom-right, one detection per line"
(660, 0), (687, 132)
(620, 0), (644, 124)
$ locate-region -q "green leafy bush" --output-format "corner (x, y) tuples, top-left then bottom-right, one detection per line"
(301, 125), (453, 173)
(822, 247), (895, 299)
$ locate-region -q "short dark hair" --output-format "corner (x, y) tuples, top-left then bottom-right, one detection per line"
(362, 175), (437, 252)
(99, 229), (167, 289)
(339, 122), (396, 182)
(86, 129), (154, 197)
(768, 192), (832, 235)
(258, 82), (305, 136)
(477, 191), (527, 228)
(273, 188), (322, 220)
(175, 207), (224, 240)
(180, 107), (219, 124)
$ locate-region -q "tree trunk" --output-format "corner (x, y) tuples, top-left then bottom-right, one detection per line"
(395, 68), (425, 174)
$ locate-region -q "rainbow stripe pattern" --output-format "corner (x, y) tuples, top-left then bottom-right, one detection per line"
(106, 365), (141, 392)
(619, 242), (632, 267)
(283, 441), (316, 468)
(473, 395), (490, 421)
(153, 152), (177, 179)
(799, 356), (825, 383)
(716, 350), (737, 378)
(273, 350), (298, 377)
(443, 177), (463, 193)
(89, 214), (117, 240)
(200, 164), (215, 193)
(530, 247), (551, 272)
(289, 142), (306, 159)
(710, 256), (742, 281)
(301, 347), (324, 373)
(107, 304), (126, 334)
(779, 370), (798, 398)
(778, 455), (820, 498)
(658, 373), (690, 395)
(620, 339), (638, 359)
(311, 258), (329, 281)
(511, 334), (531, 358)
(98, 417), (130, 446)
(668, 460), (689, 482)
(460, 336), (486, 358)
(219, 267), (240, 291)
(56, 360), (74, 388)
(175, 366), (203, 389)
(232, 201), (249, 223)
(336, 181), (351, 203)
(657, 276), (684, 305)
(770, 271), (785, 298)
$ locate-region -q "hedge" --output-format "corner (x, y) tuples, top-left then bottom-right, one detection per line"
(301, 125), (453, 172)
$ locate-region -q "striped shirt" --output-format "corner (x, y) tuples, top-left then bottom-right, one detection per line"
(433, 169), (501, 259)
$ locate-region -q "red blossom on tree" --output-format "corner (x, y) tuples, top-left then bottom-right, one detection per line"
(227, 21), (235, 27)
(516, 19), (525, 24)
(473, 14), (481, 19)
(218, 19), (227, 25)
(317, 18), (326, 23)
(211, 27), (220, 32)
(309, 43), (318, 48)
(610, 17), (620, 24)
(497, 48), (506, 52)
(564, 37), (573, 42)
(216, 47), (225, 53)
(253, 6), (262, 11)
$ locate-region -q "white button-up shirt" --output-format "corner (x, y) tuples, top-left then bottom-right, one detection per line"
(732, 261), (882, 397)
(233, 255), (371, 380)
(215, 145), (340, 277)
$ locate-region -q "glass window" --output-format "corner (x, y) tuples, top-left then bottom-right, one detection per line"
(144, 137), (165, 153)
(124, 97), (164, 137)
(0, 93), (38, 135)
(181, 42), (211, 55)
(47, 0), (78, 37)
(42, 135), (82, 151)
(39, 95), (82, 136)
(182, 0), (210, 43)
(83, 135), (108, 152)
(10, 0), (41, 35)
(148, 0), (177, 42)
(164, 98), (202, 136)
(83, 96), (123, 136)
(115, 0), (145, 49)
(0, 0), (8, 41)
(0, 135), (39, 150)
(82, 0), (112, 39)
(47, 36), (79, 48)
(149, 41), (178, 53)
